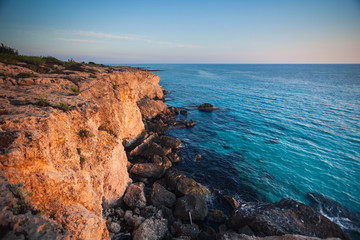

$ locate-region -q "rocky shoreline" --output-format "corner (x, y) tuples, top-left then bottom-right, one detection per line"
(104, 98), (349, 240)
(0, 53), (350, 240)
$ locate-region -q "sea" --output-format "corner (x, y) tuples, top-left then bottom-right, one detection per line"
(126, 64), (360, 238)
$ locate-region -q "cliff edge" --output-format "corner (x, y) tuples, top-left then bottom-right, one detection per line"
(0, 60), (166, 239)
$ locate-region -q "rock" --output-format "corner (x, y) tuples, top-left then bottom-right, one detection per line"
(142, 142), (171, 157)
(160, 136), (182, 149)
(208, 209), (226, 223)
(169, 106), (179, 115)
(0, 62), (165, 238)
(109, 222), (121, 233)
(150, 182), (177, 208)
(229, 198), (349, 240)
(199, 227), (217, 240)
(180, 110), (188, 116)
(175, 223), (200, 239)
(175, 177), (210, 197)
(123, 182), (147, 209)
(174, 194), (208, 222)
(132, 217), (168, 240)
(130, 163), (165, 178)
(217, 232), (339, 240)
(198, 103), (214, 112)
(168, 152), (182, 163)
(165, 168), (187, 191)
(195, 154), (202, 160)
(152, 155), (172, 171)
(224, 195), (240, 209)
(159, 206), (174, 226)
(185, 119), (195, 128)
(138, 98), (168, 119)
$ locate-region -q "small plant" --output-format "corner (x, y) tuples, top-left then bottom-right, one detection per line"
(54, 102), (74, 112)
(76, 147), (82, 155)
(12, 119), (19, 123)
(70, 86), (80, 95)
(13, 204), (22, 215)
(112, 84), (119, 89)
(35, 95), (50, 107)
(78, 129), (89, 138)
(15, 72), (36, 78)
(80, 156), (86, 164)
(89, 74), (96, 78)
(0, 43), (18, 55)
(98, 123), (117, 138)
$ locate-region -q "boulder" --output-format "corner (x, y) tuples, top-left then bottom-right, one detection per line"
(208, 209), (226, 223)
(229, 198), (349, 240)
(150, 182), (177, 208)
(185, 119), (195, 128)
(130, 163), (165, 178)
(142, 142), (171, 157)
(180, 110), (188, 116)
(217, 232), (340, 240)
(174, 194), (208, 222)
(165, 168), (187, 191)
(168, 152), (182, 163)
(160, 136), (182, 149)
(123, 182), (147, 209)
(152, 155), (172, 171)
(175, 223), (200, 239)
(198, 103), (214, 112)
(109, 222), (121, 233)
(224, 195), (240, 209)
(138, 98), (168, 119)
(132, 217), (168, 240)
(176, 177), (210, 197)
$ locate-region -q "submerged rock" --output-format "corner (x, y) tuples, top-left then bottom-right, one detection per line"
(198, 103), (214, 112)
(185, 119), (195, 128)
(229, 198), (349, 240)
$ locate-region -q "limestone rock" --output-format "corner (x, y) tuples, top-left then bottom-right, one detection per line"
(132, 217), (168, 240)
(160, 136), (182, 149)
(123, 182), (147, 209)
(150, 182), (176, 208)
(130, 163), (165, 178)
(229, 198), (349, 240)
(0, 62), (165, 239)
(138, 98), (168, 119)
(175, 177), (210, 197)
(174, 194), (208, 223)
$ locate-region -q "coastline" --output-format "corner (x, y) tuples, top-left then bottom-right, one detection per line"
(0, 58), (351, 239)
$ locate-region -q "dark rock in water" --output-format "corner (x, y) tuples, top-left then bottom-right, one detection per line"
(217, 232), (331, 240)
(130, 163), (165, 178)
(168, 152), (182, 163)
(160, 136), (182, 149)
(229, 198), (349, 240)
(208, 209), (226, 223)
(150, 182), (176, 208)
(165, 168), (187, 191)
(198, 103), (214, 112)
(198, 227), (217, 240)
(224, 195), (240, 209)
(132, 217), (168, 240)
(169, 106), (179, 115)
(306, 193), (360, 239)
(195, 154), (202, 160)
(180, 110), (188, 116)
(123, 182), (147, 209)
(185, 119), (195, 128)
(174, 194), (208, 222)
(175, 223), (200, 239)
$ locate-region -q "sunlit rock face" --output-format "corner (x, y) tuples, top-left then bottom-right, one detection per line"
(0, 63), (164, 239)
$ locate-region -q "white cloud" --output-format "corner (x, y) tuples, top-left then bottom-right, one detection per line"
(57, 37), (102, 43)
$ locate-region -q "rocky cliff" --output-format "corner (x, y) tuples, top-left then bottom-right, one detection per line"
(0, 61), (166, 239)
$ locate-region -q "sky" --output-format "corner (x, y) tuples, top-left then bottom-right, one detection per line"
(0, 0), (359, 64)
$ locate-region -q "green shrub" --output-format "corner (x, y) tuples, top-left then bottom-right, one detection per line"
(35, 95), (50, 107)
(70, 86), (80, 95)
(65, 63), (85, 72)
(0, 43), (18, 55)
(15, 72), (36, 78)
(54, 102), (74, 112)
(78, 129), (89, 138)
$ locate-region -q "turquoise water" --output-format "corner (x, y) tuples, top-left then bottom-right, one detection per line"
(129, 64), (360, 236)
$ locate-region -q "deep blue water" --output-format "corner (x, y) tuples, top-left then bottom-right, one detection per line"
(128, 64), (360, 237)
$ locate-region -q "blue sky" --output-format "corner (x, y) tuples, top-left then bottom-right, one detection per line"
(0, 0), (359, 63)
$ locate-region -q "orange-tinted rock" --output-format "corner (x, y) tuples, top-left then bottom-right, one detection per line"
(0, 62), (165, 239)
(138, 98), (168, 119)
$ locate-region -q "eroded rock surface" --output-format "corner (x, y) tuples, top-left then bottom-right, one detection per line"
(0, 62), (164, 239)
